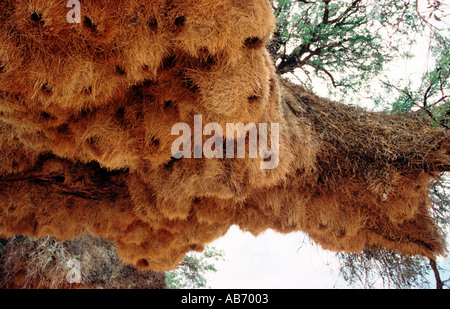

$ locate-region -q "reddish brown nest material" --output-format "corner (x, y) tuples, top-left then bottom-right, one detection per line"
(0, 0), (448, 271)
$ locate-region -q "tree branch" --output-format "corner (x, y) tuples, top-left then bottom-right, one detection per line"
(429, 258), (444, 289)
(0, 154), (130, 202)
(328, 0), (363, 25)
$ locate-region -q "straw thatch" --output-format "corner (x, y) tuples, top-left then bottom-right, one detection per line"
(0, 0), (448, 271)
(0, 234), (167, 288)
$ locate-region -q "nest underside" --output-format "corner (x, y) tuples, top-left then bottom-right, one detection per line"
(0, 0), (448, 271)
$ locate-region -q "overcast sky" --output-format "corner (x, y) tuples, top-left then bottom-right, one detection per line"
(204, 226), (347, 289)
(204, 226), (450, 289)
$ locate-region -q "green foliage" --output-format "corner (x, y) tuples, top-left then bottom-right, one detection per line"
(270, 0), (420, 100)
(166, 246), (225, 289)
(385, 30), (450, 124)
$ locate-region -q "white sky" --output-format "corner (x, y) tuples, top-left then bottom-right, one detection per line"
(204, 226), (346, 289)
(202, 1), (450, 290)
(205, 226), (450, 289)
